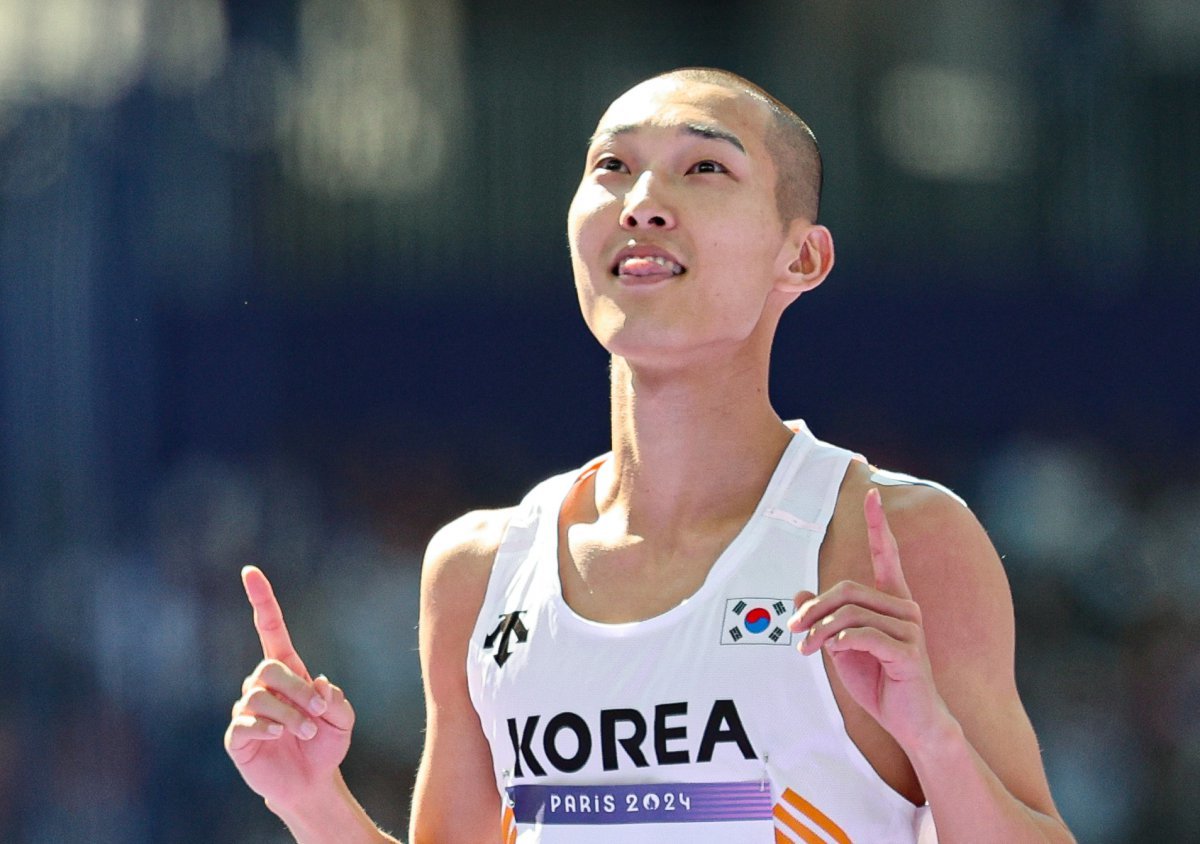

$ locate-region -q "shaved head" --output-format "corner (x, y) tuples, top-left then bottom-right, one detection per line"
(644, 68), (823, 225)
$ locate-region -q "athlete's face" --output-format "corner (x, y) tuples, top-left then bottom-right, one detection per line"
(567, 78), (817, 367)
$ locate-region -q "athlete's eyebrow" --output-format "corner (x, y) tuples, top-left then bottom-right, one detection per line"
(680, 123), (746, 153)
(587, 122), (747, 155)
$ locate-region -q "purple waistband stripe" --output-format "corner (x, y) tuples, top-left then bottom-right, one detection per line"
(508, 781), (774, 825)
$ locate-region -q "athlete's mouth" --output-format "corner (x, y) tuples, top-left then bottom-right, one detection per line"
(610, 248), (687, 278)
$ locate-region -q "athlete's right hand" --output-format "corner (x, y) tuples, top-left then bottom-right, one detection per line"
(225, 565), (356, 812)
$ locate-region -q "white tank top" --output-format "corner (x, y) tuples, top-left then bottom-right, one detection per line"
(467, 422), (936, 843)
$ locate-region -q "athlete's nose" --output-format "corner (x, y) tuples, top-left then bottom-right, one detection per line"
(620, 172), (676, 230)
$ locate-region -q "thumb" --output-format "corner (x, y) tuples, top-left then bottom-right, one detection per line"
(788, 590), (818, 632)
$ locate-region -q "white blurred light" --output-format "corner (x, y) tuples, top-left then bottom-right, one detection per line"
(279, 0), (464, 198)
(26, 0), (147, 107)
(0, 2), (28, 97)
(0, 0), (226, 107)
(877, 63), (1031, 183)
(283, 64), (445, 195)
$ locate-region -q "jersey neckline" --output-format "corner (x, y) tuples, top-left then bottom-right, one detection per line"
(543, 427), (818, 636)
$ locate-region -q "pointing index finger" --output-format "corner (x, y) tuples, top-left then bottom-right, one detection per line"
(241, 565), (310, 680)
(864, 488), (912, 600)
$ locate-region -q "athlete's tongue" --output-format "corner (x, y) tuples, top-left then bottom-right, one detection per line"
(620, 257), (682, 276)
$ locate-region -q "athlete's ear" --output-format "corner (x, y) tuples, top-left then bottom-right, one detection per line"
(775, 221), (834, 295)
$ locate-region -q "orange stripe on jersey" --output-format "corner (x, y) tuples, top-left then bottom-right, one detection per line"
(558, 456), (606, 532)
(773, 803), (827, 844)
(775, 826), (799, 844)
(501, 805), (516, 844)
(780, 788), (852, 844)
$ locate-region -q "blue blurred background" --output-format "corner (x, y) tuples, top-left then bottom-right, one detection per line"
(1, 1), (1198, 841)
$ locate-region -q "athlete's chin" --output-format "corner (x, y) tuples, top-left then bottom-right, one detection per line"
(584, 311), (672, 351)
(580, 302), (755, 368)
(600, 332), (745, 375)
(586, 324), (677, 363)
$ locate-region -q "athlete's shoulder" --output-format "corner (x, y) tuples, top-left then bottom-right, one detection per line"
(841, 458), (985, 561)
(419, 508), (517, 683)
(836, 459), (1014, 672)
(829, 458), (995, 583)
(420, 457), (597, 614)
(422, 506), (515, 593)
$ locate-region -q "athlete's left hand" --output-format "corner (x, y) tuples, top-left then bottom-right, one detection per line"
(788, 487), (951, 751)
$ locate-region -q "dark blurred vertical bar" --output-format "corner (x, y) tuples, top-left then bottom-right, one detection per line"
(1, 112), (109, 558)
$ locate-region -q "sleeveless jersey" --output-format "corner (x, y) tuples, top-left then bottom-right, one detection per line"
(467, 422), (938, 843)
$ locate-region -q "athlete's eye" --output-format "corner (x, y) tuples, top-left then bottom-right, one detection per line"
(688, 160), (727, 175)
(595, 156), (628, 173)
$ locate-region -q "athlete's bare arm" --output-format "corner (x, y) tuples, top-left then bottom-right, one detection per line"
(225, 566), (399, 844)
(793, 466), (1074, 842)
(409, 507), (514, 843)
(226, 509), (510, 844)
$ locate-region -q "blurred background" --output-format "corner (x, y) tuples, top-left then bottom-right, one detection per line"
(1, 0), (1198, 841)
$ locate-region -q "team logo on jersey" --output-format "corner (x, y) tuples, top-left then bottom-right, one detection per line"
(484, 610), (528, 666)
(721, 598), (793, 645)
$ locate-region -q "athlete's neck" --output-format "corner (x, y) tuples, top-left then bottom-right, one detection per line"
(593, 354), (793, 537)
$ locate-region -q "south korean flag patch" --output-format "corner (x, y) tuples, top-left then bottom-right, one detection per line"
(721, 598), (793, 645)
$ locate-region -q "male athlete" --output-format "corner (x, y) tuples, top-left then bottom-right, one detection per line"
(226, 69), (1074, 842)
